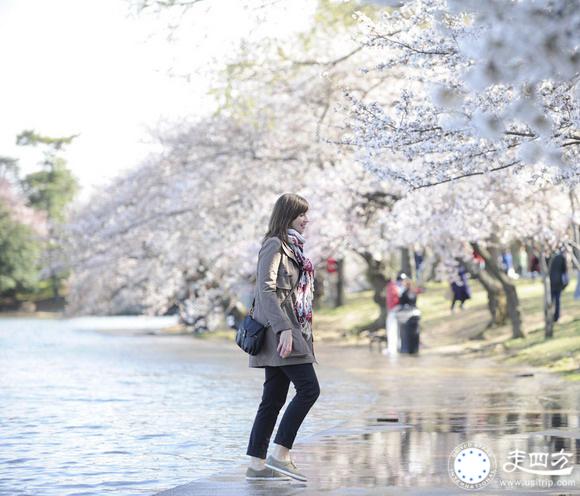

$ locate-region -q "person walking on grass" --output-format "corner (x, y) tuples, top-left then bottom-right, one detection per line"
(450, 265), (471, 313)
(245, 193), (320, 483)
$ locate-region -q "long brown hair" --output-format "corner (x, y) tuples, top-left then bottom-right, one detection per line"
(263, 193), (309, 244)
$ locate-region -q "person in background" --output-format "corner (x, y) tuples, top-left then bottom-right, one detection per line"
(399, 276), (419, 307)
(395, 272), (406, 294)
(530, 254), (541, 279)
(501, 252), (513, 274)
(450, 266), (471, 313)
(386, 277), (400, 311)
(473, 249), (485, 270)
(549, 245), (569, 322)
(500, 251), (519, 279)
(395, 276), (422, 354)
(385, 277), (400, 356)
(519, 247), (529, 278)
(414, 250), (425, 286)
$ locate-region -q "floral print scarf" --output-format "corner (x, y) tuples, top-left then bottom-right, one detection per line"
(286, 228), (315, 339)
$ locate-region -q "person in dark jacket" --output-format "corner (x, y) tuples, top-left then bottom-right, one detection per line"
(399, 277), (418, 307)
(549, 247), (568, 322)
(450, 266), (471, 312)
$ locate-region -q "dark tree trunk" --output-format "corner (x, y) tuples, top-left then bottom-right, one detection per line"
(472, 243), (525, 339)
(356, 251), (388, 333)
(313, 273), (324, 310)
(46, 224), (60, 299)
(571, 189), (580, 271)
(463, 258), (507, 330)
(335, 258), (345, 307)
(401, 247), (412, 278)
(51, 274), (60, 299)
(539, 252), (555, 339)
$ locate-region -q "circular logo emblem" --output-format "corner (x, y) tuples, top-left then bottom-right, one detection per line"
(448, 441), (497, 490)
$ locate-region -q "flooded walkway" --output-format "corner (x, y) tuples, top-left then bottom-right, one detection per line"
(155, 346), (580, 495)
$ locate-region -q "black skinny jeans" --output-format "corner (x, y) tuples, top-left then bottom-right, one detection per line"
(247, 363), (320, 460)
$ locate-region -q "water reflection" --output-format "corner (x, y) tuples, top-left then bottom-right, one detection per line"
(290, 354), (580, 493)
(290, 409), (580, 492)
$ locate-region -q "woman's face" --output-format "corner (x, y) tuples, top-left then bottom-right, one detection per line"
(291, 211), (309, 234)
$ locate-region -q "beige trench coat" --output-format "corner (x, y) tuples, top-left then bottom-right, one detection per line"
(249, 236), (318, 368)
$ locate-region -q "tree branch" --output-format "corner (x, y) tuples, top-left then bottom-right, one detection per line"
(412, 160), (522, 190)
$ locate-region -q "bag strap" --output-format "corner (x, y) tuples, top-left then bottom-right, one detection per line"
(250, 248), (302, 318)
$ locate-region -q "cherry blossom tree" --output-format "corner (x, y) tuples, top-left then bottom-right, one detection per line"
(346, 0), (579, 189)
(65, 0), (577, 348)
(329, 0), (579, 338)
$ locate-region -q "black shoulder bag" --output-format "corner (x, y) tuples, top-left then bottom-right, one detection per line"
(236, 267), (301, 356)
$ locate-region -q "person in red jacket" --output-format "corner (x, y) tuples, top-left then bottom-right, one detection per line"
(386, 277), (400, 310)
(385, 277), (400, 355)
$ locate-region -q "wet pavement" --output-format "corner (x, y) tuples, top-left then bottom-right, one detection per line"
(154, 346), (580, 495)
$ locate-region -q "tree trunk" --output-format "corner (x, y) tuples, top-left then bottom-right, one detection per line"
(356, 251), (388, 333)
(428, 251), (441, 282)
(400, 247), (412, 278)
(539, 253), (554, 339)
(570, 189), (580, 270)
(472, 243), (525, 339)
(47, 225), (60, 298)
(335, 258), (345, 307)
(463, 258), (507, 329)
(313, 273), (324, 310)
(570, 189), (580, 301)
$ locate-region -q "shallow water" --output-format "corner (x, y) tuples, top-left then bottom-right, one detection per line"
(0, 317), (377, 496)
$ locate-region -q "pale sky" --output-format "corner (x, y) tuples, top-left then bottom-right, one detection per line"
(0, 0), (315, 203)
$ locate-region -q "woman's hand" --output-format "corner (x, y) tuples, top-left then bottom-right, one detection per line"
(277, 329), (293, 358)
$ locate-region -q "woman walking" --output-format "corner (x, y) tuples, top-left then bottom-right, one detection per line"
(450, 265), (471, 312)
(245, 193), (320, 483)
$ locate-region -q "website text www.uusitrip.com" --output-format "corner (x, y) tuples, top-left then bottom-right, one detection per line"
(497, 478), (576, 489)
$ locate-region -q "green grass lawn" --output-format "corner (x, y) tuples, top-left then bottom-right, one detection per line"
(315, 277), (580, 379)
(501, 315), (580, 380)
